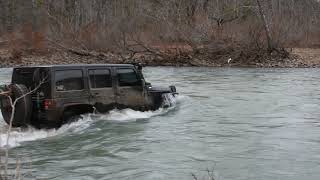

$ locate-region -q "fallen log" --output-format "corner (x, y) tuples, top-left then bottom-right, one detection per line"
(46, 38), (109, 58)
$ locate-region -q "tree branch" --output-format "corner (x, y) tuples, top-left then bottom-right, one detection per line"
(2, 76), (47, 177)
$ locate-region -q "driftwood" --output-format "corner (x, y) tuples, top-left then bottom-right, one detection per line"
(46, 38), (109, 58)
(116, 32), (169, 61)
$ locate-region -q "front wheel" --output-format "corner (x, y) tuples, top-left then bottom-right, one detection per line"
(161, 93), (177, 108)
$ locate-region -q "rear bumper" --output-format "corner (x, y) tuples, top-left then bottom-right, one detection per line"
(45, 109), (62, 122)
(31, 108), (62, 128)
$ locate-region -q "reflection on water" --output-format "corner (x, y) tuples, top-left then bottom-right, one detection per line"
(1, 67), (320, 180)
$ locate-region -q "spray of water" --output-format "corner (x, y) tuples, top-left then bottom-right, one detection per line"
(0, 115), (94, 148)
(0, 95), (183, 148)
(161, 93), (177, 108)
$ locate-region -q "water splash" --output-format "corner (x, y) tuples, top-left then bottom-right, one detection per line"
(97, 108), (172, 122)
(0, 115), (94, 148)
(0, 95), (182, 148)
(98, 94), (179, 122)
(161, 93), (177, 108)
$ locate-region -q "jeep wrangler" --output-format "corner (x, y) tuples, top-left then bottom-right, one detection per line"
(0, 64), (177, 128)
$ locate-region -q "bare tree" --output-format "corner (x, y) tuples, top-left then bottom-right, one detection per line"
(0, 0), (319, 65)
(256, 0), (274, 51)
(0, 77), (46, 179)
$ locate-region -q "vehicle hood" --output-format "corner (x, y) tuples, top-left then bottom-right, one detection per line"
(146, 86), (172, 93)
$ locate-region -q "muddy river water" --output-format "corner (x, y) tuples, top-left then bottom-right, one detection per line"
(1, 67), (320, 180)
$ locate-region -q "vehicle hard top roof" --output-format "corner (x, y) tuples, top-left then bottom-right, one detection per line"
(13, 64), (135, 69)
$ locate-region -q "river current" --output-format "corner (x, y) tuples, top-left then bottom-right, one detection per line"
(1, 67), (320, 180)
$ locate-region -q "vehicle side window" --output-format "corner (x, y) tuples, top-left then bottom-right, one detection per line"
(55, 70), (84, 91)
(117, 68), (140, 87)
(89, 69), (112, 88)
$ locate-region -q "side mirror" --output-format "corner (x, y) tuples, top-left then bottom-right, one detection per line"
(140, 79), (145, 86)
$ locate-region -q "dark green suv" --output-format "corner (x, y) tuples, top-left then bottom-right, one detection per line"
(0, 64), (177, 128)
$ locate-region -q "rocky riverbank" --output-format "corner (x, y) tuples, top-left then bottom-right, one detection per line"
(0, 48), (319, 68)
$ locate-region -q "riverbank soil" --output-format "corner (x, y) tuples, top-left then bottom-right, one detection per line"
(0, 47), (319, 68)
(291, 48), (320, 67)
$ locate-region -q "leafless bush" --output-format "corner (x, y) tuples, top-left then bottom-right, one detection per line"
(0, 78), (46, 179)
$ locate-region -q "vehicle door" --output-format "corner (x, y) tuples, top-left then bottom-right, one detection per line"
(88, 68), (115, 112)
(114, 67), (145, 109)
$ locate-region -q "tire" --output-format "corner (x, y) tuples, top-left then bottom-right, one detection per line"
(0, 84), (33, 127)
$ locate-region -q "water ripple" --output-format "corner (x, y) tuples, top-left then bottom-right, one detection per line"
(1, 67), (320, 180)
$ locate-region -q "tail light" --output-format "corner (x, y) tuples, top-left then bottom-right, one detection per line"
(44, 99), (56, 110)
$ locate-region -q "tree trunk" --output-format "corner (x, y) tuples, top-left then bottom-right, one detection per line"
(0, 0), (5, 33)
(256, 0), (274, 51)
(7, 0), (14, 33)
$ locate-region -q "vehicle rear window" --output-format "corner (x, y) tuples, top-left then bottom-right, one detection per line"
(12, 68), (38, 88)
(117, 68), (140, 86)
(89, 69), (112, 88)
(55, 70), (84, 91)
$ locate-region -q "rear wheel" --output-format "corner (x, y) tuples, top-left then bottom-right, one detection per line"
(0, 84), (32, 127)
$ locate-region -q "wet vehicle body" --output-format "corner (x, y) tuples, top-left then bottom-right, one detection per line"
(0, 64), (177, 128)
